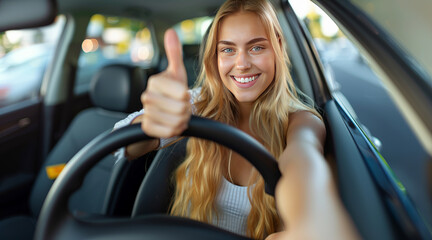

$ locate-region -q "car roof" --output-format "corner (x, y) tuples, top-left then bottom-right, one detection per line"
(57, 0), (225, 26)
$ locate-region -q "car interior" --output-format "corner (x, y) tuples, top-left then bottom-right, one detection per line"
(0, 0), (430, 239)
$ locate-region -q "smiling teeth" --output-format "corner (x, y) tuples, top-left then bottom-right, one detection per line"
(234, 75), (258, 83)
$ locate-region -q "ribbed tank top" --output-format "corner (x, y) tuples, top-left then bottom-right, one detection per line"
(213, 177), (251, 236)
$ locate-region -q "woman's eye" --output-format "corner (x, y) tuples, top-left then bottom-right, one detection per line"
(222, 48), (233, 53)
(251, 46), (263, 52)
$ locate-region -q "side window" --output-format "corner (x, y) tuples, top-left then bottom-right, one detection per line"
(173, 17), (213, 45)
(74, 15), (155, 95)
(0, 16), (65, 107)
(290, 0), (431, 227)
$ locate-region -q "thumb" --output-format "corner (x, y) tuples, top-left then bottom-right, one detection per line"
(164, 29), (187, 84)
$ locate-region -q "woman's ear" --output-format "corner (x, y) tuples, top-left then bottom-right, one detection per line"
(277, 33), (282, 49)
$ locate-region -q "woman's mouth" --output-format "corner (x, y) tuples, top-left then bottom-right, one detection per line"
(232, 74), (259, 83)
(231, 74), (260, 88)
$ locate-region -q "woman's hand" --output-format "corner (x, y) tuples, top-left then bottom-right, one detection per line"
(141, 29), (191, 138)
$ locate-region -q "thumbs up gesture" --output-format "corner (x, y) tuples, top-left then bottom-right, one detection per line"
(141, 29), (191, 138)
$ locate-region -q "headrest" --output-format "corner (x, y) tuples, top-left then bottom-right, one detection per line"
(183, 44), (201, 59)
(90, 64), (147, 113)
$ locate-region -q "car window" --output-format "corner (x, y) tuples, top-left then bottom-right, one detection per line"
(173, 17), (213, 45)
(349, 0), (432, 81)
(290, 0), (432, 228)
(0, 16), (65, 107)
(74, 14), (155, 95)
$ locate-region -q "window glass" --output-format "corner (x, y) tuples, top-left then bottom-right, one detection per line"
(289, 0), (431, 227)
(173, 17), (213, 45)
(74, 14), (155, 95)
(349, 0), (432, 81)
(0, 16), (65, 107)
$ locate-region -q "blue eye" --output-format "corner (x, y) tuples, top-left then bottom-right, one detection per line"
(251, 46), (263, 52)
(222, 48), (233, 53)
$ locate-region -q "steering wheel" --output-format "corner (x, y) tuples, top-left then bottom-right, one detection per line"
(34, 116), (281, 240)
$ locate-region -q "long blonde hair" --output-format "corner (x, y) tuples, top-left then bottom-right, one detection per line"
(170, 0), (320, 238)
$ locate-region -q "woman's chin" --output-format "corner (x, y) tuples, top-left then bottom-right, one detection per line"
(233, 94), (259, 103)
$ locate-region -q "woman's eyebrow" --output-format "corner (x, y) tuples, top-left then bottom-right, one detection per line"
(247, 37), (268, 45)
(217, 37), (268, 46)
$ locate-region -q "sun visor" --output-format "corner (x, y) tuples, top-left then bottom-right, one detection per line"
(0, 0), (57, 31)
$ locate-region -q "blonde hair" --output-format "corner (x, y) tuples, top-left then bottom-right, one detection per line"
(170, 0), (320, 238)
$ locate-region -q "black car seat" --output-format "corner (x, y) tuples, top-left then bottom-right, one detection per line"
(183, 44), (201, 87)
(131, 138), (189, 216)
(0, 64), (147, 240)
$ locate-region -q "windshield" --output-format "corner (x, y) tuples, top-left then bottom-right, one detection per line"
(348, 0), (432, 82)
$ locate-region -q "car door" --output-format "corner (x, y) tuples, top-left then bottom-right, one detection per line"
(0, 16), (65, 218)
(282, 0), (432, 239)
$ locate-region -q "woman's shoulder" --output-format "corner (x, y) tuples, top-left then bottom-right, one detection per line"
(289, 110), (322, 124)
(287, 110), (326, 143)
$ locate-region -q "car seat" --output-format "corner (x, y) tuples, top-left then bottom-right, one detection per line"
(183, 44), (201, 87)
(0, 64), (147, 240)
(131, 138), (189, 216)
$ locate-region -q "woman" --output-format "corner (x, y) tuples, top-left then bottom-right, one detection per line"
(114, 0), (359, 239)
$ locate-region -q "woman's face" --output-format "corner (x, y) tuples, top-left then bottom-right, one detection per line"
(217, 11), (276, 103)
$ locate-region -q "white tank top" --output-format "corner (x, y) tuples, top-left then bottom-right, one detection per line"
(213, 177), (251, 236)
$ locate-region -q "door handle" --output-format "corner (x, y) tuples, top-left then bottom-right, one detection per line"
(0, 118), (31, 138)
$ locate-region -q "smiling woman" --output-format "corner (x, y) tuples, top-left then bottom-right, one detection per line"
(217, 11), (275, 103)
(1, 0), (430, 239)
(113, 0), (359, 239)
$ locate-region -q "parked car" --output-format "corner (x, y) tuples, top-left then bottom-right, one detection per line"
(0, 0), (431, 239)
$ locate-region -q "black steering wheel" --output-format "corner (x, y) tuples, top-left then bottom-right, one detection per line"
(34, 116), (281, 240)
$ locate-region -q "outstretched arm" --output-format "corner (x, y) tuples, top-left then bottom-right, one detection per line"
(267, 111), (360, 240)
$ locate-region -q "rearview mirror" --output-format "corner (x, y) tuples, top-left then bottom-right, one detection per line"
(0, 0), (57, 31)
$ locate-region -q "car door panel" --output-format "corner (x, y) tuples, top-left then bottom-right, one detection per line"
(326, 98), (432, 239)
(282, 4), (398, 238)
(0, 99), (42, 218)
(324, 99), (400, 240)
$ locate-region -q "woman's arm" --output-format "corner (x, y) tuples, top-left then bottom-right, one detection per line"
(268, 111), (360, 240)
(124, 114), (160, 160)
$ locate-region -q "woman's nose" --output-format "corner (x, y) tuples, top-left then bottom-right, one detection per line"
(235, 51), (251, 70)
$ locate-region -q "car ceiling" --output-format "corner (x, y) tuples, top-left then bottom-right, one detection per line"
(57, 0), (226, 25)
